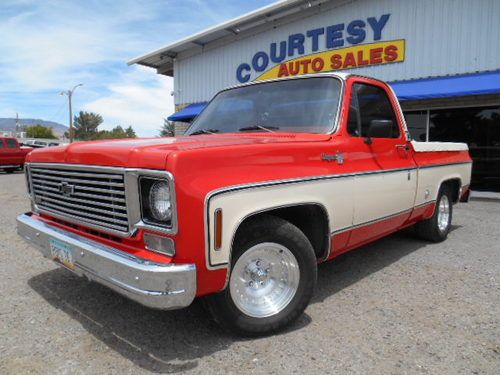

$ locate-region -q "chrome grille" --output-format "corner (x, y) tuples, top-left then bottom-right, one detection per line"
(29, 165), (130, 234)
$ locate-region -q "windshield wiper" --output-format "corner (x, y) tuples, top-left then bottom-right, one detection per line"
(189, 128), (219, 135)
(238, 125), (279, 133)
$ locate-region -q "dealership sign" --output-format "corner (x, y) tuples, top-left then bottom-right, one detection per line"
(236, 14), (405, 83)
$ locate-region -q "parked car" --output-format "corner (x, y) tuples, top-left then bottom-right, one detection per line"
(0, 137), (32, 173)
(17, 73), (472, 335)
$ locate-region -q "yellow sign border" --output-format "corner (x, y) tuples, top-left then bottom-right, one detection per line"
(255, 39), (406, 81)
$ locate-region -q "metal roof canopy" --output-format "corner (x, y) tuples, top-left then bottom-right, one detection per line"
(128, 0), (329, 75)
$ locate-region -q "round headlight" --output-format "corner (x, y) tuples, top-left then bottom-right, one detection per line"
(149, 181), (172, 221)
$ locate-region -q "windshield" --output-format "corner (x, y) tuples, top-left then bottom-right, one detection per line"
(186, 77), (342, 135)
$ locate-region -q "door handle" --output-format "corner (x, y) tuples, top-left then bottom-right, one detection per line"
(321, 152), (344, 165)
(396, 144), (410, 151)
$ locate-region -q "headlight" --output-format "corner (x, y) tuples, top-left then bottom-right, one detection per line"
(149, 181), (172, 221)
(140, 177), (173, 228)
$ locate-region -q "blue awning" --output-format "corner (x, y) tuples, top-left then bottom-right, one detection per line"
(167, 102), (207, 122)
(390, 71), (500, 101)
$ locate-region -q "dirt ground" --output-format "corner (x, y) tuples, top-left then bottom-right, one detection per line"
(0, 170), (499, 374)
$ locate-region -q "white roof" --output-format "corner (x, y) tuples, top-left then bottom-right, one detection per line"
(128, 0), (329, 74)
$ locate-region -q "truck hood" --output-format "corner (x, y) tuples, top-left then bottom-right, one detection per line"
(26, 133), (331, 169)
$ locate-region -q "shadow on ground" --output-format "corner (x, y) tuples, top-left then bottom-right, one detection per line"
(28, 226), (461, 373)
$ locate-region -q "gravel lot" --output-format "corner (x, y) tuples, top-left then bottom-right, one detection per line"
(0, 170), (499, 374)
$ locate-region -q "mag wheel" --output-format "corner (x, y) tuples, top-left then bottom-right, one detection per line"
(230, 242), (300, 318)
(416, 185), (453, 242)
(206, 215), (317, 336)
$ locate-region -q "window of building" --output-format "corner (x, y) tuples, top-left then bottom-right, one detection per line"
(429, 106), (500, 192)
(348, 83), (400, 138)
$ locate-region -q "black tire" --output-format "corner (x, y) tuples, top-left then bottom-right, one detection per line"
(415, 185), (453, 242)
(206, 215), (317, 336)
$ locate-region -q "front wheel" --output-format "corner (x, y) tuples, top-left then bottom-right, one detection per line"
(415, 185), (453, 242)
(206, 215), (317, 336)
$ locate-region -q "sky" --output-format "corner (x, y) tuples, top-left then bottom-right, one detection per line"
(0, 0), (275, 136)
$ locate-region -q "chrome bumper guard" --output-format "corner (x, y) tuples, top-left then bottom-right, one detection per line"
(17, 213), (196, 310)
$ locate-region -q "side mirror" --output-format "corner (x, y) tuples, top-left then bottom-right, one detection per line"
(365, 119), (394, 144)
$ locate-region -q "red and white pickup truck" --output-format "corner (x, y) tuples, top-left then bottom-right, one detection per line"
(17, 73), (472, 335)
(0, 137), (32, 173)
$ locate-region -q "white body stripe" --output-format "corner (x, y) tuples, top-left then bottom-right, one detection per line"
(207, 175), (354, 269)
(205, 163), (471, 270)
(414, 163), (472, 206)
(353, 169), (417, 226)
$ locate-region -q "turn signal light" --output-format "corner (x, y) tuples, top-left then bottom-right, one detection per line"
(214, 209), (223, 251)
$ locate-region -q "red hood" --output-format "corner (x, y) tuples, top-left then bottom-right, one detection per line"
(26, 133), (331, 169)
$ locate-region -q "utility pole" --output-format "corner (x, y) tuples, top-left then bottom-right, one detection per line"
(61, 84), (83, 143)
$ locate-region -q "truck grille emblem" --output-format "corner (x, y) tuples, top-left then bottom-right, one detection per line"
(58, 182), (75, 197)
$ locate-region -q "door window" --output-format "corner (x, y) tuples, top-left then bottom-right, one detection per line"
(348, 83), (400, 138)
(6, 139), (17, 148)
(405, 110), (428, 141)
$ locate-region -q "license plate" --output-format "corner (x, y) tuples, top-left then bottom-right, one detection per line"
(49, 238), (75, 270)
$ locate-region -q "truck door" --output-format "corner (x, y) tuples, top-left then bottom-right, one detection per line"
(0, 139), (6, 165)
(3, 138), (22, 165)
(345, 79), (417, 248)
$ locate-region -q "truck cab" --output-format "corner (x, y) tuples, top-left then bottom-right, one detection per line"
(0, 137), (32, 173)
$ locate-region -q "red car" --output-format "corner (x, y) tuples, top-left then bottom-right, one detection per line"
(0, 137), (32, 173)
(17, 73), (472, 335)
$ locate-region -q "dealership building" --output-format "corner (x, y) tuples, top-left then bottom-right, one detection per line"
(130, 0), (500, 192)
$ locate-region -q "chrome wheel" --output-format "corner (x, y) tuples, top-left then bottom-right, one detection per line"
(229, 242), (300, 318)
(437, 194), (450, 232)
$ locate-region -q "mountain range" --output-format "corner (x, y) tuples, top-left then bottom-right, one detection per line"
(0, 118), (68, 136)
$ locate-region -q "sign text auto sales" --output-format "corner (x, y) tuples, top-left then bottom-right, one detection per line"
(235, 14), (405, 83)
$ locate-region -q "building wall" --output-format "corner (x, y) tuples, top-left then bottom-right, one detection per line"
(173, 0), (500, 105)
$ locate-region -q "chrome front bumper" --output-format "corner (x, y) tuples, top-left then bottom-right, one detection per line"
(17, 213), (196, 310)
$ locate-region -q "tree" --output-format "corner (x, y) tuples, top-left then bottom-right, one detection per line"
(25, 125), (58, 139)
(93, 125), (138, 140)
(125, 126), (137, 138)
(159, 119), (175, 137)
(73, 111), (103, 141)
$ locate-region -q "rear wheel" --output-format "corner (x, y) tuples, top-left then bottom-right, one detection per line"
(415, 185), (453, 242)
(206, 215), (317, 336)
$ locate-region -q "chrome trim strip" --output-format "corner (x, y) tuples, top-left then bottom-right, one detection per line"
(330, 201), (436, 235)
(418, 161), (472, 169)
(30, 168), (124, 179)
(17, 213), (195, 310)
(30, 173), (126, 187)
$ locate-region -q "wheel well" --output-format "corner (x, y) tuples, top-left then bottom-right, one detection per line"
(234, 204), (330, 260)
(441, 178), (461, 203)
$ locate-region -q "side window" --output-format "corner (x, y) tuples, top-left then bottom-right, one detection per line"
(6, 139), (17, 148)
(0, 140), (4, 148)
(347, 83), (400, 138)
(347, 91), (361, 136)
